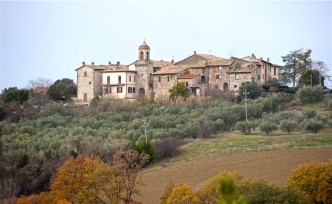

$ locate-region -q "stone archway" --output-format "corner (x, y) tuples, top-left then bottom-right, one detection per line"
(223, 83), (229, 91)
(139, 88), (145, 98)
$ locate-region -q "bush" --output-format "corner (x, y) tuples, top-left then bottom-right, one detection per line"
(288, 159), (332, 203)
(259, 121), (278, 135)
(280, 119), (297, 134)
(235, 121), (257, 135)
(297, 86), (323, 104)
(134, 141), (156, 163)
(153, 137), (182, 160)
(239, 82), (263, 100)
(238, 180), (307, 204)
(304, 119), (324, 134)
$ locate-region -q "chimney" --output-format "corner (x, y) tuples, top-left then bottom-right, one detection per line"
(194, 51), (196, 55)
(116, 61), (120, 66)
(267, 58), (270, 62)
(171, 59), (174, 64)
(108, 61), (112, 65)
(91, 62), (94, 65)
(252, 53), (255, 58)
(82, 61), (85, 65)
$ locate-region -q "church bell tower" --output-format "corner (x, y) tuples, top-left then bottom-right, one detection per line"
(138, 40), (150, 61)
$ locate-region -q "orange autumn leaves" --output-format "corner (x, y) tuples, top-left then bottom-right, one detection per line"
(17, 149), (149, 204)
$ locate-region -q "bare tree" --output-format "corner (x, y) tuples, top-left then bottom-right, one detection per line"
(312, 60), (331, 85)
(26, 77), (52, 89)
(113, 149), (149, 204)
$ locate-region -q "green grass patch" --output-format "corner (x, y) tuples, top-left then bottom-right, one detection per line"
(151, 128), (332, 169)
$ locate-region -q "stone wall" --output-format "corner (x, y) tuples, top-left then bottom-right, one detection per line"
(229, 73), (254, 91)
(77, 66), (99, 104)
(153, 71), (187, 101)
(135, 62), (154, 97)
(208, 66), (231, 91)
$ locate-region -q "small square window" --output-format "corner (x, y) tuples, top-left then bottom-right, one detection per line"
(117, 87), (123, 93)
(216, 74), (221, 79)
(235, 74), (240, 80)
(234, 85), (237, 88)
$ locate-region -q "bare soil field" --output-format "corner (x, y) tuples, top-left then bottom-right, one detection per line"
(137, 147), (332, 204)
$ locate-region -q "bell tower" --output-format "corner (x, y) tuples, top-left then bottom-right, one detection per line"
(138, 40), (150, 61)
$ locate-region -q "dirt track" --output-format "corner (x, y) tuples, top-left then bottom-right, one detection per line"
(137, 147), (332, 204)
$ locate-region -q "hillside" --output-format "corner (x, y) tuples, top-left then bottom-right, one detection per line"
(138, 147), (332, 204)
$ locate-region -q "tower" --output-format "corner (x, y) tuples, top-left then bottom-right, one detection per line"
(138, 40), (150, 61)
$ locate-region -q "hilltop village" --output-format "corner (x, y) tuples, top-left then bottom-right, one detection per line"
(75, 41), (280, 104)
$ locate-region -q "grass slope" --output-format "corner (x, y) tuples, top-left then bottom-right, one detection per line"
(138, 130), (332, 203)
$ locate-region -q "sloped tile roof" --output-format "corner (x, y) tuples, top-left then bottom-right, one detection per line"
(153, 65), (188, 75)
(196, 54), (224, 60)
(151, 60), (172, 67)
(227, 67), (257, 73)
(207, 59), (233, 66)
(178, 74), (200, 79)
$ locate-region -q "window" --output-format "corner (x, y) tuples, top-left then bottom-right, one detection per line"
(134, 76), (136, 82)
(258, 75), (261, 80)
(118, 75), (121, 84)
(158, 76), (161, 82)
(274, 67), (276, 76)
(216, 74), (221, 79)
(128, 87), (133, 93)
(109, 87), (112, 93)
(117, 87), (123, 93)
(83, 71), (87, 77)
(107, 76), (110, 84)
(219, 66), (222, 70)
(234, 85), (237, 88)
(235, 74), (240, 80)
(146, 51), (149, 60)
(105, 87), (109, 94)
(186, 82), (189, 86)
(167, 76), (170, 82)
(140, 51), (144, 60)
(129, 76), (131, 82)
(133, 88), (136, 93)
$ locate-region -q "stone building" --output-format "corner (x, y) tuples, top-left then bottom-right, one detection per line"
(75, 41), (280, 103)
(76, 62), (105, 104)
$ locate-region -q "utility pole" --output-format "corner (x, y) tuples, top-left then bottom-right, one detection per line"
(243, 89), (249, 122)
(141, 121), (149, 143)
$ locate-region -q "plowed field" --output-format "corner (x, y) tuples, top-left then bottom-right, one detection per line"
(137, 147), (332, 204)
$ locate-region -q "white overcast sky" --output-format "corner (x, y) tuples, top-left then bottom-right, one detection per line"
(1, 1), (331, 90)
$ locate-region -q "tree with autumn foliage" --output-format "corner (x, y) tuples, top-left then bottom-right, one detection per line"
(288, 159), (332, 204)
(166, 184), (201, 204)
(112, 149), (150, 204)
(16, 155), (123, 204)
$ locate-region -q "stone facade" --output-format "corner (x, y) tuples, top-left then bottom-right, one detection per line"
(75, 42), (280, 103)
(76, 63), (104, 104)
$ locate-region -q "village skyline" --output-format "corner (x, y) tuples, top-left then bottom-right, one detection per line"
(1, 1), (331, 90)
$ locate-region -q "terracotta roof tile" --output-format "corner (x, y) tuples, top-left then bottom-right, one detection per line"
(151, 60), (172, 67)
(207, 59), (233, 66)
(196, 54), (223, 60)
(178, 74), (200, 79)
(153, 65), (188, 75)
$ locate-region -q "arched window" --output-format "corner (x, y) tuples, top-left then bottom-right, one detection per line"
(158, 76), (161, 82)
(146, 51), (149, 60)
(140, 51), (144, 60)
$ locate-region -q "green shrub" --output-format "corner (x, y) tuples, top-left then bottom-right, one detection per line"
(235, 121), (252, 135)
(280, 119), (297, 134)
(239, 82), (263, 100)
(297, 86), (323, 104)
(134, 141), (156, 162)
(238, 180), (307, 204)
(259, 121), (278, 135)
(304, 119), (324, 134)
